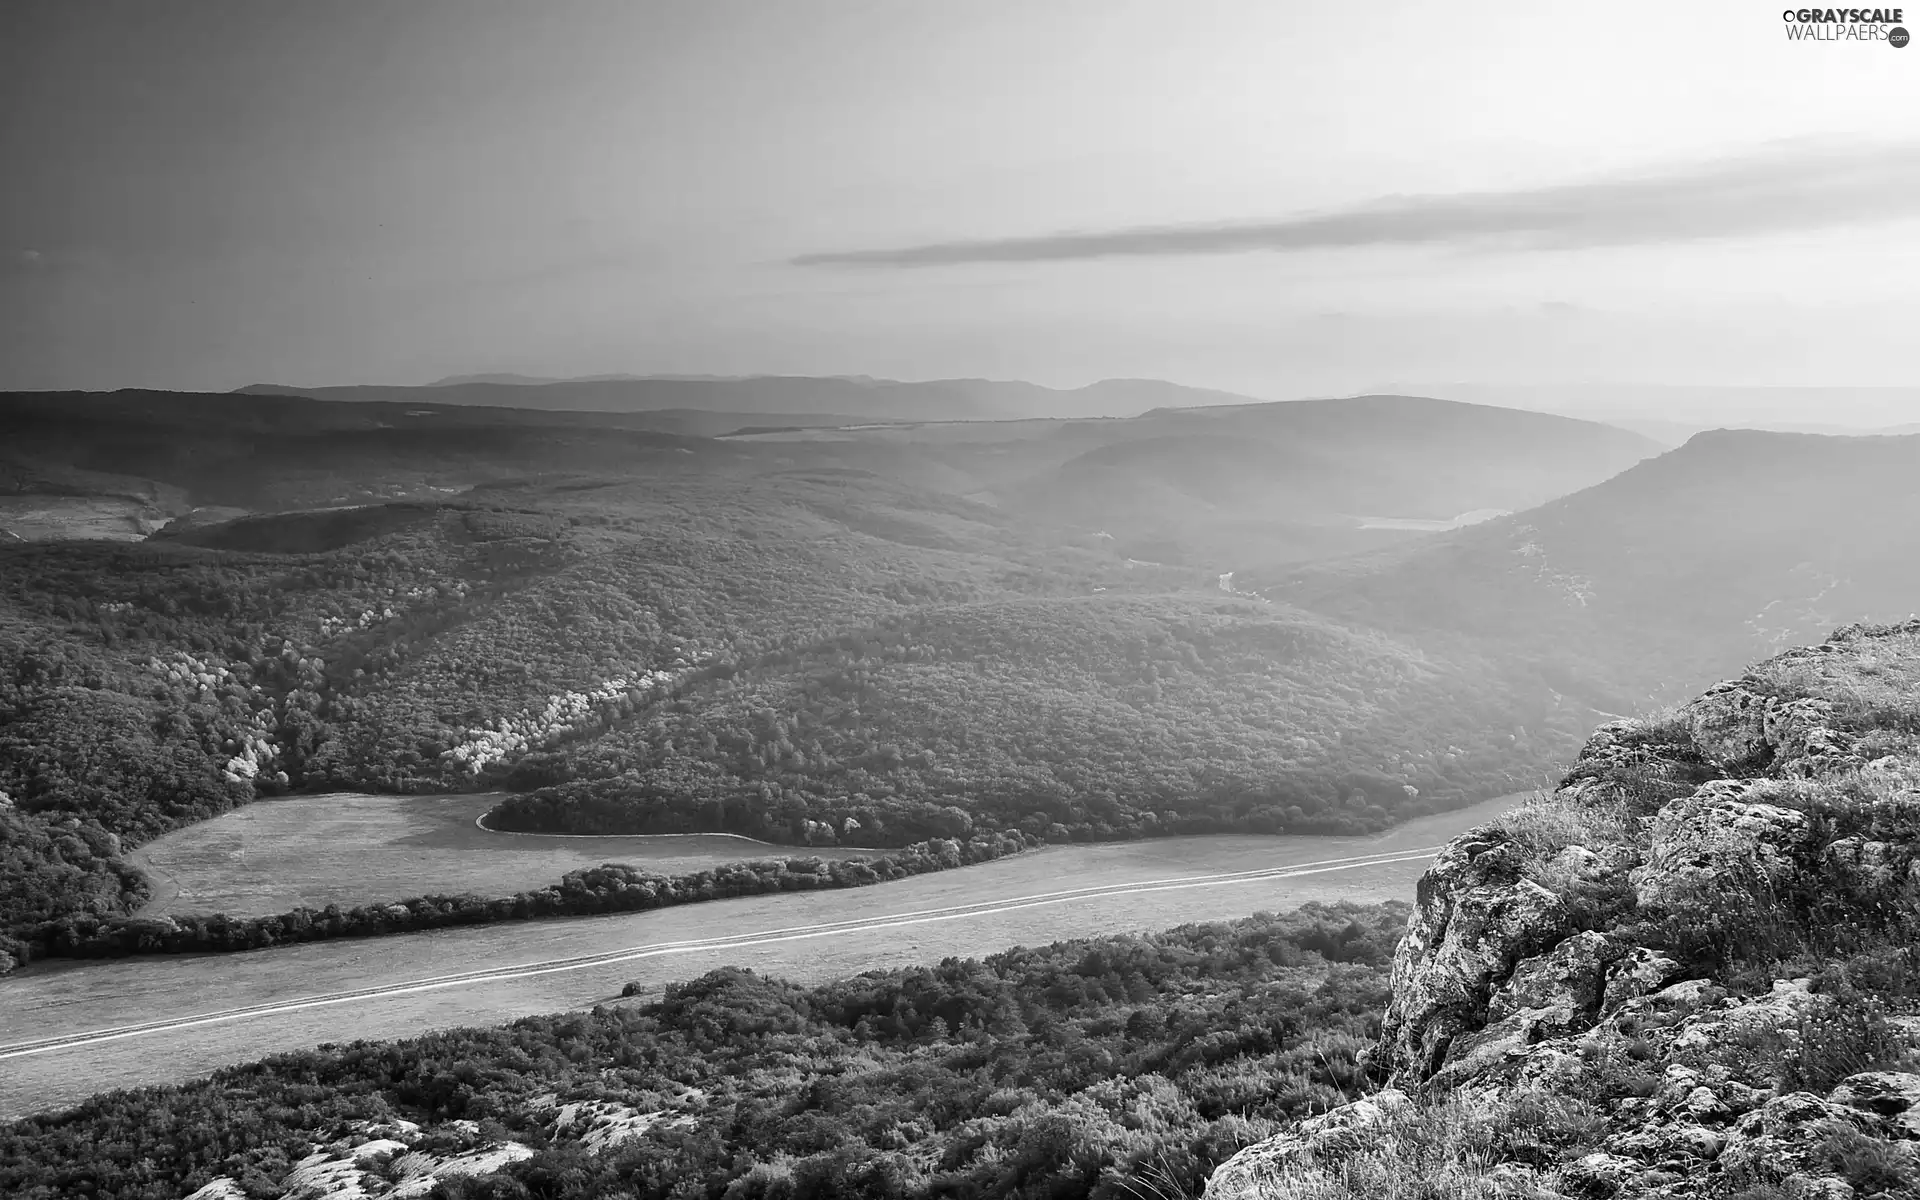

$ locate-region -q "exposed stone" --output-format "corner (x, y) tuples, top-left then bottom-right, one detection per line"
(1670, 978), (1817, 1058)
(1766, 697), (1864, 779)
(1489, 930), (1617, 1026)
(1828, 1071), (1920, 1138)
(1718, 1091), (1882, 1184)
(1376, 831), (1570, 1081)
(1603, 948), (1687, 1013)
(1553, 1151), (1645, 1198)
(1682, 682), (1773, 768)
(1631, 781), (1812, 916)
(1201, 1090), (1411, 1199)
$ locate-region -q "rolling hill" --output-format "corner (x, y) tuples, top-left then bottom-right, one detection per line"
(994, 394), (1660, 565)
(1255, 427), (1920, 708)
(0, 385), (1687, 971)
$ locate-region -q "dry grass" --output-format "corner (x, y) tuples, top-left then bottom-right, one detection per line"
(1490, 789), (1637, 863)
(1237, 1090), (1590, 1200)
(1752, 629), (1920, 734)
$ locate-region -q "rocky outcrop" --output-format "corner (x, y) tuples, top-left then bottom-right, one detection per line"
(1374, 830), (1570, 1079)
(1209, 621), (1920, 1200)
(180, 1100), (697, 1200)
(1201, 1090), (1412, 1198)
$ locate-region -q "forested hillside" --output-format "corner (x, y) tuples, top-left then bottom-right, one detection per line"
(0, 389), (1724, 973)
(0, 472), (1566, 968)
(490, 594), (1578, 844)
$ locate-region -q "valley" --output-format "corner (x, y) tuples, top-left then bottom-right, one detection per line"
(5, 383), (1918, 1197)
(0, 792), (1522, 1118)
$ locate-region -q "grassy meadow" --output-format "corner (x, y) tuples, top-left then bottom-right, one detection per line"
(128, 791), (867, 917)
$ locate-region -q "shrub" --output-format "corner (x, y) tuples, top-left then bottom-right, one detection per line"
(1778, 989), (1900, 1094)
(1816, 1122), (1919, 1195)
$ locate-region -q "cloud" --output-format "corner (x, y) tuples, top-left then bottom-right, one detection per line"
(792, 142), (1920, 268)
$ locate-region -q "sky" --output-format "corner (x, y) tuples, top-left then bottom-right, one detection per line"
(4, 0), (1920, 419)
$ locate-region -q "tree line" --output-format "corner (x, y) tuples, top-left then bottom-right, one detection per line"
(8, 831), (1031, 969)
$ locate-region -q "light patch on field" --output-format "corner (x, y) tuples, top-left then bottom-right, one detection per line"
(1355, 508), (1510, 531)
(0, 496), (169, 541)
(130, 791), (868, 917)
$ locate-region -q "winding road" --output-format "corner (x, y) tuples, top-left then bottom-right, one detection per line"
(0, 845), (1439, 1064)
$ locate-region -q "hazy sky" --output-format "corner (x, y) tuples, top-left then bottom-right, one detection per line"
(4, 0), (1919, 410)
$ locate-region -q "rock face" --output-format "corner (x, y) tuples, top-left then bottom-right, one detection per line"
(1207, 620), (1920, 1200)
(1374, 831), (1569, 1079)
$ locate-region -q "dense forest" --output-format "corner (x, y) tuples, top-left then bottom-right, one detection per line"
(487, 594), (1574, 845)
(0, 903), (1407, 1200)
(0, 468), (1582, 967)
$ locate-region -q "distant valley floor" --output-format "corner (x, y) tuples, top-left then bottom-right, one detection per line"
(1, 792), (1524, 1118)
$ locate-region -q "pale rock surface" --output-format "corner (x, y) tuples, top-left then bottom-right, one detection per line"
(1630, 781), (1811, 916)
(1374, 831), (1568, 1078)
(1202, 1090), (1410, 1199)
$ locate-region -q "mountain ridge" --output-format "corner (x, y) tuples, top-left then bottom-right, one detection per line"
(233, 374), (1266, 422)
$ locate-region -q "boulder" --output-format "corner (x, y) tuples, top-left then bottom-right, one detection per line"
(1630, 780), (1812, 917)
(1487, 930), (1616, 1029)
(1828, 1070), (1920, 1137)
(1670, 978), (1817, 1058)
(1202, 1090), (1411, 1200)
(1602, 948), (1687, 1013)
(1718, 1091), (1881, 1182)
(1375, 831), (1570, 1081)
(1682, 682), (1773, 768)
(1764, 697), (1863, 779)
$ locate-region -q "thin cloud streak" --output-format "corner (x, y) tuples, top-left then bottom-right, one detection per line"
(792, 144), (1920, 267)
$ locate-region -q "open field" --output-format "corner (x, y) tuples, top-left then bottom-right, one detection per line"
(130, 792), (868, 916)
(0, 495), (166, 542)
(0, 793), (1525, 1118)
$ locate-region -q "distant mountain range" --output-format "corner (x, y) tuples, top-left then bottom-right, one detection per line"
(235, 375), (1259, 423)
(1400, 383), (1920, 444)
(1, 388), (1661, 570)
(994, 394), (1659, 565)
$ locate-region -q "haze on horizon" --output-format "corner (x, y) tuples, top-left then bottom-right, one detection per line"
(4, 0), (1919, 427)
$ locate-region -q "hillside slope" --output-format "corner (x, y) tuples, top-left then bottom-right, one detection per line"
(0, 389), (1666, 968)
(485, 592), (1583, 846)
(1209, 619), (1920, 1198)
(1258, 428), (1920, 707)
